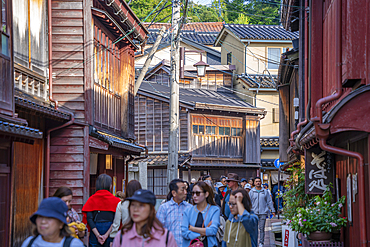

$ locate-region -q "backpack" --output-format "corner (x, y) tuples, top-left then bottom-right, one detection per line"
(220, 189), (232, 220)
(216, 214), (226, 243)
(27, 236), (73, 247)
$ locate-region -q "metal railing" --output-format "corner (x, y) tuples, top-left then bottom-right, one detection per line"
(14, 64), (49, 101)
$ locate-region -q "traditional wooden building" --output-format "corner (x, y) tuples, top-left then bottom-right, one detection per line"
(1, 1), (147, 246)
(133, 81), (265, 198)
(280, 0), (370, 246)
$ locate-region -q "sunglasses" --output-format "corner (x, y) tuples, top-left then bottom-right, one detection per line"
(228, 203), (237, 208)
(191, 191), (204, 196)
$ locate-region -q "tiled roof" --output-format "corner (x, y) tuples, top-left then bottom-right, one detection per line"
(145, 22), (223, 45)
(260, 137), (279, 147)
(224, 24), (299, 40)
(89, 127), (145, 154)
(15, 95), (71, 120)
(238, 74), (277, 88)
(0, 120), (43, 139)
(129, 154), (191, 166)
(144, 22), (223, 32)
(139, 82), (255, 109)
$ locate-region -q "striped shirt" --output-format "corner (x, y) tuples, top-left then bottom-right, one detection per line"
(156, 198), (192, 247)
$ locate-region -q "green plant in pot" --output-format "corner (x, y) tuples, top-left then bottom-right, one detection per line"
(287, 185), (347, 241)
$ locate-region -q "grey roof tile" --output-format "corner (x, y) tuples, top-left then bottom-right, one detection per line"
(225, 24), (299, 40)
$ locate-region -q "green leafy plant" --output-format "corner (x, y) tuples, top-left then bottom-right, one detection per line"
(287, 185), (347, 235)
(283, 165), (311, 221)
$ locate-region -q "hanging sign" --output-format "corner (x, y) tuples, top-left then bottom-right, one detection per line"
(305, 145), (335, 194)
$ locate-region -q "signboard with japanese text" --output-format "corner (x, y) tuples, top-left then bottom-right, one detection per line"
(305, 145), (335, 194)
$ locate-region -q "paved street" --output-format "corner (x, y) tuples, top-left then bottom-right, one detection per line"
(262, 218), (283, 247)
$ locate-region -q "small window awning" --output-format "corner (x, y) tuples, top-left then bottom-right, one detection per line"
(89, 127), (145, 154)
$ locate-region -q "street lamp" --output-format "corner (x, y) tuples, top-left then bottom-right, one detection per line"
(193, 60), (209, 77)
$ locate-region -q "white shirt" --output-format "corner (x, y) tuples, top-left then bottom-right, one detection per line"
(21, 235), (83, 247)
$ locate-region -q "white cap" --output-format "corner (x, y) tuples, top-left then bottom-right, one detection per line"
(244, 183), (252, 189)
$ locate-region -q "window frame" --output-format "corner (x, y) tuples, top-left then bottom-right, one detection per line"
(267, 47), (281, 70)
(227, 52), (232, 65)
(0, 0), (10, 57)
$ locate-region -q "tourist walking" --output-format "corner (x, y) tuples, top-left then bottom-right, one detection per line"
(222, 189), (258, 247)
(112, 189), (177, 246)
(21, 197), (84, 247)
(110, 180), (142, 238)
(157, 179), (192, 247)
(82, 174), (121, 247)
(240, 178), (248, 189)
(221, 173), (240, 220)
(53, 187), (86, 239)
(249, 177), (275, 247)
(181, 181), (220, 247)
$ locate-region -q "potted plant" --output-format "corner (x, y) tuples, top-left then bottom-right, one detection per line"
(287, 185), (347, 241)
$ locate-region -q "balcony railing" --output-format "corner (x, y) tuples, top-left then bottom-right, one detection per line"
(14, 64), (49, 101)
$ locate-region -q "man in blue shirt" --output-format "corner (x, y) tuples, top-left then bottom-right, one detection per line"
(157, 179), (192, 247)
(221, 173), (240, 219)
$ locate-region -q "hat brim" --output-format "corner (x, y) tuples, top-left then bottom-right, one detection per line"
(226, 179), (239, 182)
(30, 209), (68, 225)
(126, 196), (155, 206)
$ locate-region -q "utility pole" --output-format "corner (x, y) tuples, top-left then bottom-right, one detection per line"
(168, 0), (181, 184)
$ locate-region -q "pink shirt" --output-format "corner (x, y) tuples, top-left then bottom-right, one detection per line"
(112, 223), (178, 247)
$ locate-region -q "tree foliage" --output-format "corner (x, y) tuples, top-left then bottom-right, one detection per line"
(127, 0), (279, 25)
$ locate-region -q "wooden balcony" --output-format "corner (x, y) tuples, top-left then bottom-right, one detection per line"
(94, 82), (121, 132)
(14, 64), (48, 101)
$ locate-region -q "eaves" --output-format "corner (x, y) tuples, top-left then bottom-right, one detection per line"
(195, 102), (265, 115)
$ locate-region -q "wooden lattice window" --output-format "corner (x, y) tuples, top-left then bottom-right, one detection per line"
(147, 168), (167, 196)
(94, 24), (120, 93)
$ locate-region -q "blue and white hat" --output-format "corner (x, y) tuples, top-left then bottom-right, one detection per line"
(30, 197), (68, 225)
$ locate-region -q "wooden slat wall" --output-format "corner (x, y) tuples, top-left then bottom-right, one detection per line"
(191, 115), (243, 158)
(12, 140), (43, 247)
(0, 57), (13, 116)
(135, 95), (188, 152)
(51, 0), (85, 121)
(49, 125), (85, 213)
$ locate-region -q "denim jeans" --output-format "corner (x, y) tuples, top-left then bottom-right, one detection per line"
(257, 214), (267, 244)
(89, 222), (113, 247)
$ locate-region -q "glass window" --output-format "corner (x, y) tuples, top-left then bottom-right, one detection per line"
(227, 52), (232, 65)
(193, 125), (199, 134)
(198, 125), (204, 135)
(206, 126), (216, 135)
(267, 48), (281, 69)
(231, 128), (242, 137)
(1, 0), (9, 56)
(1, 34), (8, 56)
(219, 127), (230, 136)
(2, 0), (7, 33)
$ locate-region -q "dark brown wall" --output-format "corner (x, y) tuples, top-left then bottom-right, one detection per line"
(49, 125), (85, 212)
(135, 95), (189, 152)
(12, 140), (43, 247)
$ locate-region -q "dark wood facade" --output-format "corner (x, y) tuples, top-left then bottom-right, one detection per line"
(280, 0), (370, 246)
(0, 0), (147, 246)
(135, 82), (265, 196)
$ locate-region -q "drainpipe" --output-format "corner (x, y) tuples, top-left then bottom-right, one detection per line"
(45, 113), (75, 197)
(311, 0), (367, 246)
(48, 0), (58, 109)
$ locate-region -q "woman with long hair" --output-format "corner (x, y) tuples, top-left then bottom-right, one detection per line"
(82, 174), (121, 247)
(181, 181), (220, 247)
(21, 197), (84, 247)
(222, 189), (258, 247)
(112, 189), (177, 246)
(110, 180), (142, 238)
(53, 186), (86, 239)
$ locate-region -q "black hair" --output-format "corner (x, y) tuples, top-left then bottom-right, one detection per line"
(202, 175), (211, 181)
(254, 177), (262, 182)
(96, 174), (112, 191)
(53, 187), (73, 198)
(231, 189), (252, 213)
(166, 179), (184, 201)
